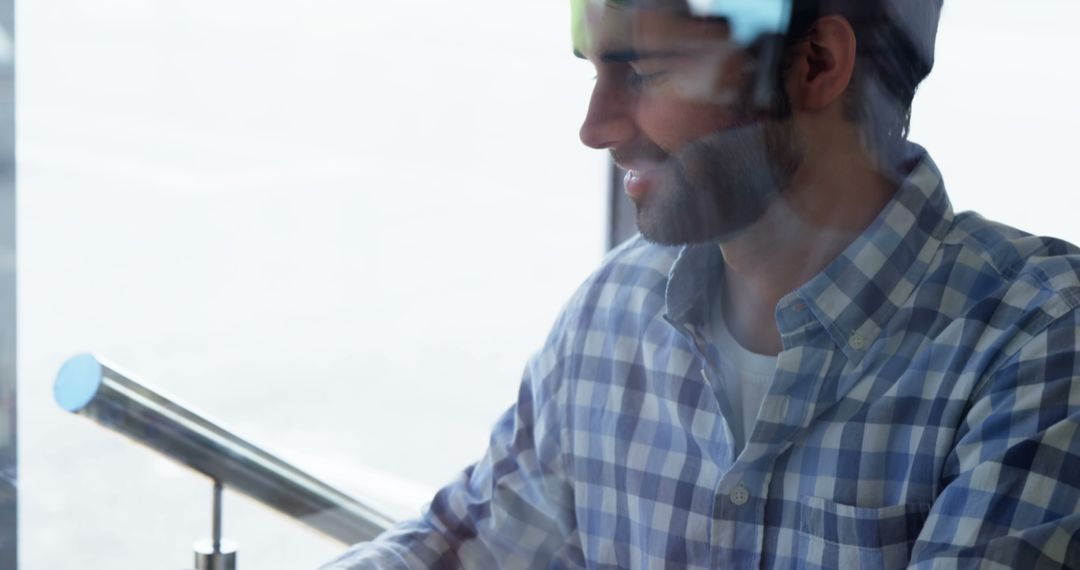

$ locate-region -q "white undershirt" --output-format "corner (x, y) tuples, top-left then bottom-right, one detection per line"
(708, 296), (778, 453)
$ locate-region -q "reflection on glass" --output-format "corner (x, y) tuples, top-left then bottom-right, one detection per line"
(324, 1), (1080, 568)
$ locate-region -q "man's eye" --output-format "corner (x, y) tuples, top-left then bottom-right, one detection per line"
(627, 68), (668, 89)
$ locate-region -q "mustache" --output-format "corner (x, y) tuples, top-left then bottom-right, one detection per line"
(610, 143), (669, 169)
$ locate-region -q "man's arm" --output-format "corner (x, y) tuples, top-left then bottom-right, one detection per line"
(910, 308), (1080, 568)
(321, 349), (578, 570)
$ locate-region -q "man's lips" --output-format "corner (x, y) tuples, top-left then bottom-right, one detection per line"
(613, 153), (669, 201)
(623, 166), (663, 201)
(614, 158), (665, 174)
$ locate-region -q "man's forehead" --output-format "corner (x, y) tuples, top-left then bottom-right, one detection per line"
(573, 1), (720, 58)
(571, 0), (791, 57)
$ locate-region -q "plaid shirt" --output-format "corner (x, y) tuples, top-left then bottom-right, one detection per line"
(324, 149), (1080, 569)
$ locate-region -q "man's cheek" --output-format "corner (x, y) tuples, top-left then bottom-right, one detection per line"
(668, 45), (746, 106)
(640, 104), (738, 153)
(641, 71), (737, 108)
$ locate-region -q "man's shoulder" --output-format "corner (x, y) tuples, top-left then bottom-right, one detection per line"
(934, 212), (1080, 333)
(944, 211), (1080, 292)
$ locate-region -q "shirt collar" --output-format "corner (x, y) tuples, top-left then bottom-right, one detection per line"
(664, 145), (954, 363)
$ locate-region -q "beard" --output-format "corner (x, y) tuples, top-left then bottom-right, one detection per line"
(627, 109), (806, 246)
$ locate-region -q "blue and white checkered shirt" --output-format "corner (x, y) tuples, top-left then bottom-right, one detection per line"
(324, 149), (1080, 569)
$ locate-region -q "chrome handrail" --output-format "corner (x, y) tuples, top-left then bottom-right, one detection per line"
(54, 354), (393, 545)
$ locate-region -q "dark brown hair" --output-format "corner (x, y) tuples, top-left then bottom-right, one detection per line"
(785, 0), (944, 165)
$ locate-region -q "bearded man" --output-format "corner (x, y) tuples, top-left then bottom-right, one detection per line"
(325, 1), (1080, 567)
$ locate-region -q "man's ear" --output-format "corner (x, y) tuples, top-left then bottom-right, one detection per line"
(787, 15), (857, 111)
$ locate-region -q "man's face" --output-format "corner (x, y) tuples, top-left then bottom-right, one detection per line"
(577, 3), (804, 245)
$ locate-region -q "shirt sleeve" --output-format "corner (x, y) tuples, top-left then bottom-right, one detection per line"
(909, 308), (1080, 568)
(320, 342), (579, 570)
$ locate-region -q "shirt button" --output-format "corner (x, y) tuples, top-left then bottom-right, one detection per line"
(848, 332), (867, 350)
(730, 484), (750, 506)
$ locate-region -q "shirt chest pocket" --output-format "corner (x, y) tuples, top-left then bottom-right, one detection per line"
(796, 496), (931, 570)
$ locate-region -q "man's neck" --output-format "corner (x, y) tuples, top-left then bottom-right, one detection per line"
(718, 149), (898, 355)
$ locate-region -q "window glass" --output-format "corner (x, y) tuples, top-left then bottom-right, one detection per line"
(17, 0), (1080, 568)
(19, 0), (604, 567)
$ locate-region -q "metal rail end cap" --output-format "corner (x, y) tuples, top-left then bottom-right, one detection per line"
(55, 353), (103, 413)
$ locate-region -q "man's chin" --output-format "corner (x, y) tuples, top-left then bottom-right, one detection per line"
(636, 217), (750, 246)
(632, 181), (771, 246)
(633, 196), (721, 246)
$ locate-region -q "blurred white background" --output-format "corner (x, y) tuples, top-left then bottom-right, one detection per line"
(17, 0), (606, 567)
(910, 0), (1079, 241)
(14, 0), (1079, 568)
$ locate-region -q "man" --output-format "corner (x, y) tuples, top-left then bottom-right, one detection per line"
(325, 0), (1080, 567)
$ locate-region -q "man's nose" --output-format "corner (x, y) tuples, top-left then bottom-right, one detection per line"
(579, 79), (636, 150)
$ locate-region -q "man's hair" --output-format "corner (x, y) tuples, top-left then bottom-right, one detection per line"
(784, 0), (943, 167)
(596, 0), (943, 165)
